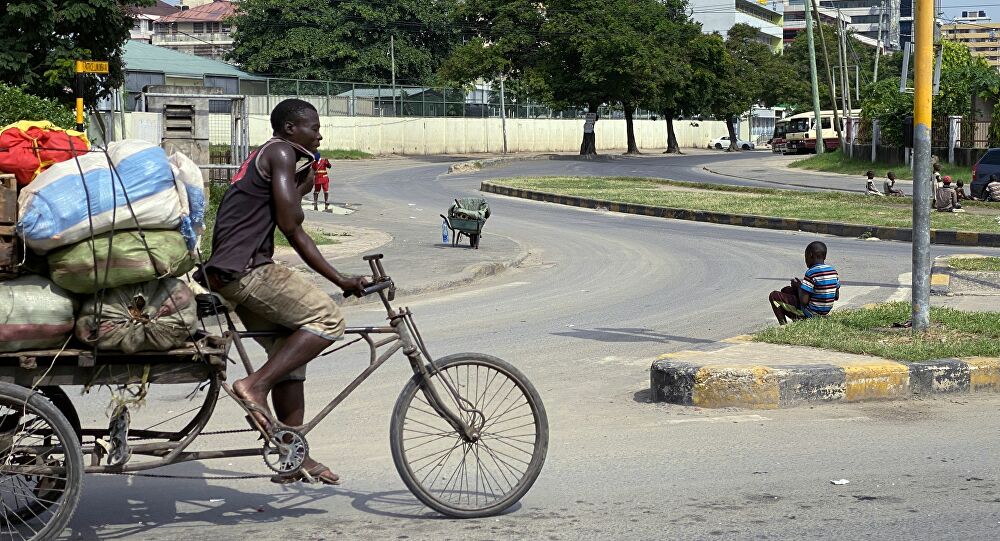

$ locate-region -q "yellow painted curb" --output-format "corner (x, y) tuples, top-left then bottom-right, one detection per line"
(838, 360), (909, 401)
(930, 273), (950, 287)
(722, 335), (753, 344)
(692, 365), (780, 409)
(966, 357), (1000, 391)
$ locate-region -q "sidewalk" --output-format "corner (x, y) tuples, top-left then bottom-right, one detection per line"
(279, 205), (527, 303)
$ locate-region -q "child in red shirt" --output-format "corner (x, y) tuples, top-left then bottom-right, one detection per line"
(312, 151), (332, 211)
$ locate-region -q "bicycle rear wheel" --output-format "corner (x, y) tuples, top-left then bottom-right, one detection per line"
(0, 382), (84, 540)
(390, 353), (548, 518)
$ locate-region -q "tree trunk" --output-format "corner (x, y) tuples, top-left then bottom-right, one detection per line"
(726, 116), (739, 151)
(624, 103), (639, 154)
(663, 108), (681, 154)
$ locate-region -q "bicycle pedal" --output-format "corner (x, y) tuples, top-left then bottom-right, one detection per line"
(107, 405), (132, 467)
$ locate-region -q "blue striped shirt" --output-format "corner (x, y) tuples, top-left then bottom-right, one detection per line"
(800, 263), (840, 317)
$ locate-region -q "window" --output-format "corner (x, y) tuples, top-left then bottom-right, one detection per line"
(193, 22), (205, 33)
(821, 118), (832, 130)
(978, 149), (1000, 165)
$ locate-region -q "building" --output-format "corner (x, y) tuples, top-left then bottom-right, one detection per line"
(121, 40), (264, 111)
(899, 0), (912, 44)
(942, 12), (1000, 69)
(784, 0), (895, 49)
(152, 0), (235, 61)
(689, 0), (785, 53)
(129, 1), (180, 43)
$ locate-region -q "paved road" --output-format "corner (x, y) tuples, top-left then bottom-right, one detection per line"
(62, 153), (1000, 540)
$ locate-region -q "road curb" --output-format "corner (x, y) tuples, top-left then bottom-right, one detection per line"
(448, 153), (622, 174)
(931, 255), (953, 295)
(649, 343), (1000, 409)
(481, 181), (1000, 248)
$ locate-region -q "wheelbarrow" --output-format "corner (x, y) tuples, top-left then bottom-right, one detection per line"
(441, 197), (490, 249)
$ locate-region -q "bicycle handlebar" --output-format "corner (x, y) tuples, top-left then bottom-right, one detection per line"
(344, 278), (394, 299)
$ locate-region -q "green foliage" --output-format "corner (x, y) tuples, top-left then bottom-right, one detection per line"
(0, 84), (76, 128)
(229, 0), (461, 84)
(437, 1), (545, 86)
(0, 1), (149, 104)
(861, 41), (1000, 146)
(778, 23), (878, 114)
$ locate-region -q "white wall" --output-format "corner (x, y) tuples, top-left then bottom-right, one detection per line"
(248, 116), (727, 155)
(124, 112), (728, 155)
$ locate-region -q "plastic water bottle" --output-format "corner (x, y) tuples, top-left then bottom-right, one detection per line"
(441, 220), (449, 243)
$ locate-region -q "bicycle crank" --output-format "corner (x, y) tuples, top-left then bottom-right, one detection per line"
(261, 428), (309, 474)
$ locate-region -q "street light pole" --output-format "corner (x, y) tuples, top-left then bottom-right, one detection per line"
(911, 0), (934, 331)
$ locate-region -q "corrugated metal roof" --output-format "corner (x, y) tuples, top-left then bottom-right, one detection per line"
(131, 1), (181, 17)
(123, 40), (263, 81)
(158, 0), (234, 23)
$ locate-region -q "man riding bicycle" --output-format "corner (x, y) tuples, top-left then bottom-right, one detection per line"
(197, 99), (367, 484)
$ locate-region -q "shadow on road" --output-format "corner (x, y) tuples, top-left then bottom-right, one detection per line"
(553, 327), (715, 345)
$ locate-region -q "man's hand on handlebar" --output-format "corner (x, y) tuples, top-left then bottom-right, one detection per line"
(337, 275), (370, 298)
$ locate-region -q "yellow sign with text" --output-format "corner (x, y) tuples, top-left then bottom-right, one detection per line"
(75, 61), (109, 74)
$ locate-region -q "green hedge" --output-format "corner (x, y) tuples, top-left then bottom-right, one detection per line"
(0, 84), (76, 129)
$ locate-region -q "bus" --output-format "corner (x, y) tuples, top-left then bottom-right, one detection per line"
(770, 119), (788, 154)
(783, 110), (860, 154)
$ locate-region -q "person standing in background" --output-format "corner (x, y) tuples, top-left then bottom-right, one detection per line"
(312, 151), (332, 212)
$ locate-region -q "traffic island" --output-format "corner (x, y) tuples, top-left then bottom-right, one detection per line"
(650, 303), (1000, 409)
(481, 177), (1000, 247)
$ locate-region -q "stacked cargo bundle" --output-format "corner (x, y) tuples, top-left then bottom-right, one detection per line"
(0, 121), (209, 355)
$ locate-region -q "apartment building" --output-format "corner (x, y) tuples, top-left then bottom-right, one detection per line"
(941, 11), (1000, 69)
(129, 1), (180, 43)
(152, 0), (235, 62)
(689, 0), (786, 52)
(784, 0), (895, 49)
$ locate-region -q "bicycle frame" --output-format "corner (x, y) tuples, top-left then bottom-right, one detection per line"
(221, 254), (485, 443)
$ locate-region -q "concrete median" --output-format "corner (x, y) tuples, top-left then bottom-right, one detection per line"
(649, 338), (1000, 409)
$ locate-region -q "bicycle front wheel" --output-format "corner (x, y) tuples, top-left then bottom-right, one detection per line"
(390, 353), (548, 518)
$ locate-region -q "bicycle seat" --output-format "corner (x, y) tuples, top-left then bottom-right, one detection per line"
(196, 293), (229, 317)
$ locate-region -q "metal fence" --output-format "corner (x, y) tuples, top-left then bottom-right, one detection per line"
(252, 78), (665, 120)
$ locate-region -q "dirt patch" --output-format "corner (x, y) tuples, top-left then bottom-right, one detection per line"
(273, 224), (392, 266)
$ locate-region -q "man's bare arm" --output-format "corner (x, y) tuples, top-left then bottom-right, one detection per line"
(263, 145), (365, 294)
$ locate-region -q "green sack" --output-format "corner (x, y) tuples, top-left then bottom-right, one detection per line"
(0, 275), (76, 352)
(75, 278), (198, 353)
(48, 230), (194, 294)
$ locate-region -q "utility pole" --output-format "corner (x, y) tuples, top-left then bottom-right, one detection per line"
(837, 13), (853, 153)
(873, 0), (885, 82)
(499, 73), (509, 155)
(812, 0), (843, 145)
(912, 0), (933, 331)
(804, 0), (825, 154)
(390, 35), (397, 115)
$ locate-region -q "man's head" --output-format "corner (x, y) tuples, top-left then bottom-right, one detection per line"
(942, 176), (952, 185)
(866, 170), (874, 179)
(957, 180), (965, 188)
(271, 99), (322, 152)
(805, 241), (827, 267)
(887, 171), (896, 181)
(933, 163), (941, 172)
(991, 174), (1000, 183)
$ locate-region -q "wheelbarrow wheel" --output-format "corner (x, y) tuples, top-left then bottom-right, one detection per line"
(0, 382), (84, 540)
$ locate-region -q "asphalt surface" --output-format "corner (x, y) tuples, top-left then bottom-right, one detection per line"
(60, 152), (1000, 540)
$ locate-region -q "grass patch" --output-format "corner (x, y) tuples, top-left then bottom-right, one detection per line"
(200, 182), (339, 260)
(321, 149), (373, 160)
(754, 303), (1000, 362)
(789, 150), (968, 182)
(495, 176), (1000, 233)
(949, 256), (1000, 272)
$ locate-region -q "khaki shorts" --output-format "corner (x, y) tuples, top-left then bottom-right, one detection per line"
(218, 263), (345, 382)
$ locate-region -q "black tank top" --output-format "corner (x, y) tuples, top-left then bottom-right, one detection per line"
(203, 138), (314, 281)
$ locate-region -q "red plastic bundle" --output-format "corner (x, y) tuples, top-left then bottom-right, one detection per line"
(0, 121), (90, 186)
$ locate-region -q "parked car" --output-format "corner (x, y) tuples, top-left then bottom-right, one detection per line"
(971, 148), (1000, 199)
(708, 136), (755, 150)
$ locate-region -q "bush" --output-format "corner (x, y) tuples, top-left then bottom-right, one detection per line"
(0, 84), (76, 129)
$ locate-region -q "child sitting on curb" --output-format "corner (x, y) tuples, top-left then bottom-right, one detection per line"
(768, 241), (841, 325)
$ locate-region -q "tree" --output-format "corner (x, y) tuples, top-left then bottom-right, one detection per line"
(0, 0), (151, 104)
(649, 21), (723, 154)
(709, 24), (772, 151)
(0, 84), (75, 128)
(860, 41), (1000, 147)
(229, 0), (461, 85)
(534, 0), (676, 155)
